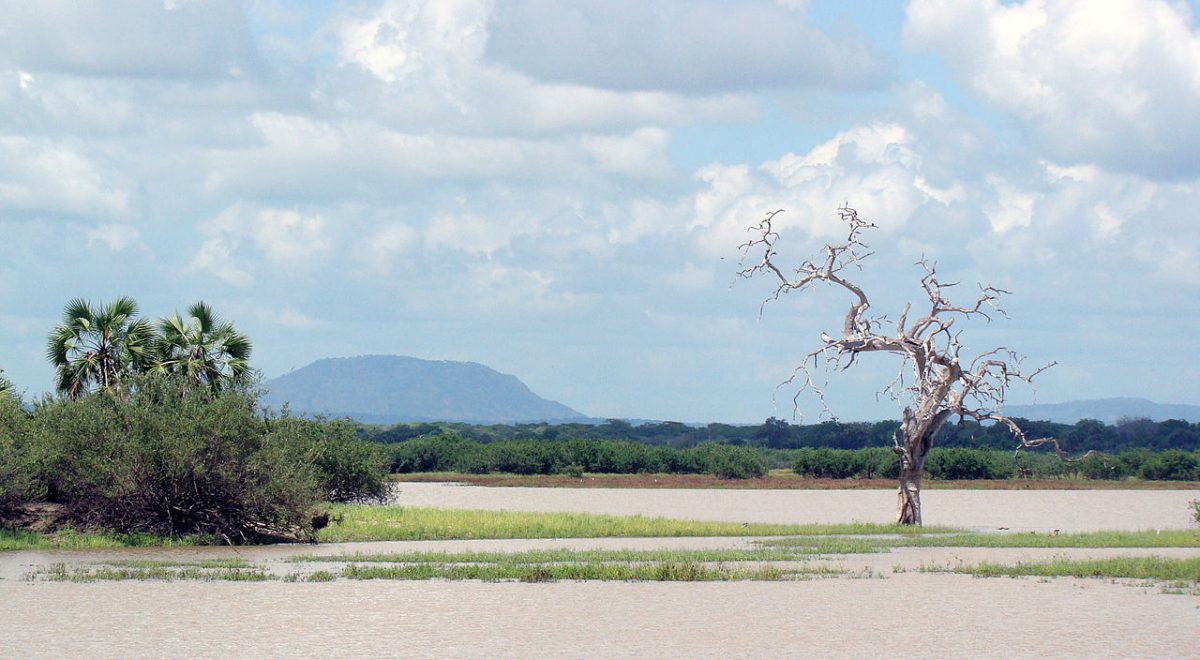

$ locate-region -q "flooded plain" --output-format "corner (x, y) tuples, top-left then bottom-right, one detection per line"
(3, 485), (1199, 658)
(393, 481), (1200, 532)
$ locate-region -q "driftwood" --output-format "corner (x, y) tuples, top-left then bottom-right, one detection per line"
(739, 206), (1077, 525)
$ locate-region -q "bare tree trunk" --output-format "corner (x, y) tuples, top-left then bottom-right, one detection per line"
(896, 458), (922, 525)
(894, 407), (946, 526)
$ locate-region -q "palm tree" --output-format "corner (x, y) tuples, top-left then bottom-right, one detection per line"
(154, 301), (253, 391)
(46, 297), (155, 398)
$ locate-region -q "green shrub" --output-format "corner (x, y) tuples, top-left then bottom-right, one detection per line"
(701, 444), (767, 479)
(793, 448), (869, 479)
(1135, 450), (1200, 481)
(925, 448), (1012, 480)
(0, 394), (37, 521)
(387, 433), (479, 473)
(26, 376), (386, 542)
(32, 378), (312, 540)
(266, 416), (390, 503)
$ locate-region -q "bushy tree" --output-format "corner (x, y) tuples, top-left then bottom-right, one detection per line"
(27, 377), (384, 541)
(32, 376), (319, 541)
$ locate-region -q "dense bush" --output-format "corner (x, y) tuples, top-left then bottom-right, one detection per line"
(0, 394), (37, 520)
(697, 444), (768, 479)
(388, 433), (481, 473)
(265, 416), (390, 503)
(924, 448), (1013, 480)
(13, 376), (389, 541)
(1134, 450), (1199, 481)
(792, 448), (897, 479)
(31, 379), (315, 540)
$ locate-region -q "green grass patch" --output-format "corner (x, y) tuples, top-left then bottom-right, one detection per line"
(0, 528), (196, 551)
(322, 504), (947, 542)
(902, 530), (1200, 549)
(757, 529), (1200, 551)
(946, 556), (1200, 582)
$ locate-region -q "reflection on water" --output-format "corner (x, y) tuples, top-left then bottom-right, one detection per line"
(3, 486), (1199, 659)
(393, 482), (1200, 532)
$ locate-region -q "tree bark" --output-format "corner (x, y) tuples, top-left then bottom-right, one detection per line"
(894, 407), (947, 526)
(896, 452), (925, 525)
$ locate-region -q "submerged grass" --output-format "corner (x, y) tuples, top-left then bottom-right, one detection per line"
(25, 548), (840, 583)
(945, 556), (1200, 582)
(338, 561), (806, 582)
(31, 562), (274, 583)
(323, 504), (946, 542)
(289, 547), (822, 565)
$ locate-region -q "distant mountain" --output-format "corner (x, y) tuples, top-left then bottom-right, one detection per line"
(1004, 398), (1200, 425)
(262, 355), (584, 424)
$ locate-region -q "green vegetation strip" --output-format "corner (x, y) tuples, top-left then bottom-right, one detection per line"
(944, 556), (1200, 582)
(0, 528), (197, 552)
(321, 504), (944, 542)
(757, 529), (1200, 550)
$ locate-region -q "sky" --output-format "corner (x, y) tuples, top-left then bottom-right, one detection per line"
(1, 0), (1198, 423)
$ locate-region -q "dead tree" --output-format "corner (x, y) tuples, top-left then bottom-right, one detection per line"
(739, 206), (1065, 525)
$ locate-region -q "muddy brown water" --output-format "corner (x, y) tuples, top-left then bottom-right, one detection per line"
(3, 486), (1199, 658)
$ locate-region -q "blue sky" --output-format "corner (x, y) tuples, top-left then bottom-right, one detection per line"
(1, 0), (1198, 423)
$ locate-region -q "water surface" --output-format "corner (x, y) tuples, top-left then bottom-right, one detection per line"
(4, 485), (1199, 658)
(394, 482), (1200, 532)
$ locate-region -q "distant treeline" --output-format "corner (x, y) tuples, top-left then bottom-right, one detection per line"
(362, 415), (1200, 452)
(791, 447), (1200, 481)
(376, 434), (1200, 481)
(385, 435), (768, 479)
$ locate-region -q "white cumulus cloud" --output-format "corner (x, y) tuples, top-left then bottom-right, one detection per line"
(485, 0), (888, 93)
(191, 204), (331, 286)
(905, 0), (1200, 178)
(0, 135), (129, 217)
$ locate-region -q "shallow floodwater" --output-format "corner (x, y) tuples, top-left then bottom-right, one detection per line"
(3, 486), (1199, 658)
(394, 482), (1200, 532)
(3, 576), (1198, 658)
